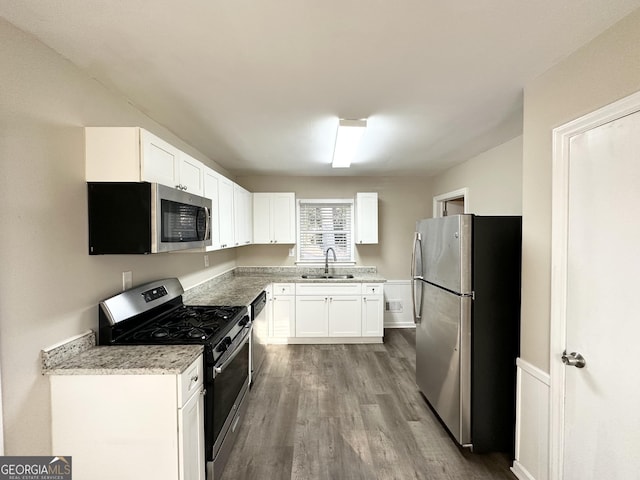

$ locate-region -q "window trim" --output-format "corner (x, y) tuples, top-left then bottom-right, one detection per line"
(296, 198), (355, 264)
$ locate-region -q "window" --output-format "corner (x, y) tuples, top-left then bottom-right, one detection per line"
(297, 199), (354, 263)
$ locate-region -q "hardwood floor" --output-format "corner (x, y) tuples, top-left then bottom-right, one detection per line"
(221, 329), (516, 480)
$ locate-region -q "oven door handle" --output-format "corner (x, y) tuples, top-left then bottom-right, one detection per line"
(214, 326), (251, 376)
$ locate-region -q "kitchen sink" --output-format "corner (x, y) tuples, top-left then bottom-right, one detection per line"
(301, 274), (355, 279)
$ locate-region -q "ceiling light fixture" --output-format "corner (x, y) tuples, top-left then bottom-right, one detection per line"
(332, 118), (367, 168)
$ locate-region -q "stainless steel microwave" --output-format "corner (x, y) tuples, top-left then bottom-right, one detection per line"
(87, 182), (212, 254)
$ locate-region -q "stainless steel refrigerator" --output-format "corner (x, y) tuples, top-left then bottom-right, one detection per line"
(411, 214), (521, 453)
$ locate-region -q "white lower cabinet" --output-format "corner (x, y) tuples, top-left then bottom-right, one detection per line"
(362, 286), (384, 337)
(296, 294), (362, 337)
(328, 295), (362, 336)
(267, 282), (384, 343)
(270, 283), (295, 339)
(179, 385), (205, 480)
(295, 295), (329, 336)
(50, 356), (205, 480)
(295, 283), (364, 338)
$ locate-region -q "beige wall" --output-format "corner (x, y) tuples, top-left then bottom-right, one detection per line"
(521, 8), (640, 371)
(235, 176), (434, 279)
(0, 19), (235, 454)
(431, 136), (523, 215)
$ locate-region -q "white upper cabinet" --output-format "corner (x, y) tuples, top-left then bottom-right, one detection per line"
(141, 130), (204, 195)
(233, 183), (252, 247)
(203, 168), (243, 251)
(140, 129), (181, 187)
(355, 192), (379, 244)
(218, 175), (235, 249)
(253, 193), (296, 244)
(86, 127), (144, 181)
(177, 152), (204, 196)
(203, 169), (222, 251)
(86, 127), (204, 195)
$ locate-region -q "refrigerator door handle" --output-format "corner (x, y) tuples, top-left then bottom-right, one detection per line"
(411, 232), (423, 322)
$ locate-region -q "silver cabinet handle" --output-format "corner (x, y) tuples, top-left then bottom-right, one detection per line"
(190, 375), (199, 383)
(561, 350), (586, 368)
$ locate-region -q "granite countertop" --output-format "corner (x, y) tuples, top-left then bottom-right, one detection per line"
(42, 266), (385, 375)
(183, 266), (387, 307)
(44, 344), (204, 376)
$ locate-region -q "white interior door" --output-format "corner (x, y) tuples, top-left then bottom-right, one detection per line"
(552, 100), (640, 479)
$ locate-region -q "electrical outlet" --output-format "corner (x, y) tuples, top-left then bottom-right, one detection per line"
(122, 271), (132, 291)
(288, 247), (295, 257)
(204, 255), (209, 268)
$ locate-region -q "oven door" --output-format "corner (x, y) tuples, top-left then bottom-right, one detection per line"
(207, 322), (251, 465)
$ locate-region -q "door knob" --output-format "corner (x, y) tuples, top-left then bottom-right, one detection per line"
(561, 350), (586, 368)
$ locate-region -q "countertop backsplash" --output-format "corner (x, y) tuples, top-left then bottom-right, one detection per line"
(41, 330), (96, 372)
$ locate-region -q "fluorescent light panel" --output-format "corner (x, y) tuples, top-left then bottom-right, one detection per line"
(332, 119), (367, 168)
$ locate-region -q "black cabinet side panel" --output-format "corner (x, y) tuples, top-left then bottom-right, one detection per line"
(87, 182), (152, 254)
(471, 216), (522, 455)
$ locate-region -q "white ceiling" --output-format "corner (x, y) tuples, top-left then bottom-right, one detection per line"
(2, 1), (640, 177)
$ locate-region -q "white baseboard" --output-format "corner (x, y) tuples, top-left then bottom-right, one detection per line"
(511, 461), (537, 480)
(514, 357), (550, 480)
(384, 320), (416, 328)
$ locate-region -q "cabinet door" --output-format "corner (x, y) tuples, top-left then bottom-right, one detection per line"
(203, 170), (221, 250)
(355, 192), (378, 244)
(140, 129), (180, 188)
(253, 193), (272, 244)
(362, 295), (384, 337)
(328, 295), (362, 337)
(179, 153), (204, 195)
(178, 388), (205, 480)
(85, 127), (142, 181)
(295, 296), (328, 337)
(233, 184), (252, 246)
(272, 295), (295, 337)
(272, 193), (296, 243)
(218, 176), (235, 248)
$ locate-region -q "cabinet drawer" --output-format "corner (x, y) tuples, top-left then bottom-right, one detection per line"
(273, 283), (295, 295)
(178, 357), (203, 406)
(363, 284), (384, 295)
(296, 282), (362, 296)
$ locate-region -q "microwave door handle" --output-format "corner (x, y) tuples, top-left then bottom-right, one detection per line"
(204, 206), (211, 241)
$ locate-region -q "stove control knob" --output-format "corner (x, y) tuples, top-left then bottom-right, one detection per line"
(239, 316), (249, 327)
(217, 338), (232, 353)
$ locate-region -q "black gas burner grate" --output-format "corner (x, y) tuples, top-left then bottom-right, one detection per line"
(116, 305), (246, 345)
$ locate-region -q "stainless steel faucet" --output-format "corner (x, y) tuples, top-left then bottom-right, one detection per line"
(324, 247), (337, 275)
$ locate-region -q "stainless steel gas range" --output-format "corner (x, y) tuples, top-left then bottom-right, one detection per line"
(97, 278), (251, 479)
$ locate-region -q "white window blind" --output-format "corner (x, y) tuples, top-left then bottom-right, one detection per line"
(297, 200), (354, 262)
